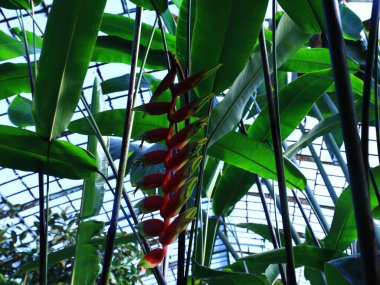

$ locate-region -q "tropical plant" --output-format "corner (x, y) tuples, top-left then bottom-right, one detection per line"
(0, 0), (379, 285)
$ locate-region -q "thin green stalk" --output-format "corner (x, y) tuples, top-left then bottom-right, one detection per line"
(258, 28), (296, 284)
(321, 1), (380, 284)
(361, 0), (379, 174)
(100, 8), (143, 285)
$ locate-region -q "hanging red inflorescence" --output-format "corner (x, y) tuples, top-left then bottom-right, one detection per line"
(133, 53), (220, 268)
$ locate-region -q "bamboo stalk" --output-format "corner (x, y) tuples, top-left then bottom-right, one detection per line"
(258, 28), (297, 284)
(321, 1), (380, 284)
(99, 8), (143, 285)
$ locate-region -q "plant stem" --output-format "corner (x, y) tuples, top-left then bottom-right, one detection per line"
(255, 174), (288, 284)
(38, 172), (47, 285)
(100, 8), (142, 285)
(361, 0), (379, 174)
(321, 1), (380, 284)
(258, 28), (296, 284)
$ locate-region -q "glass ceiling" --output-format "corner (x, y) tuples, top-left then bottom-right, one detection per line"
(0, 1), (376, 284)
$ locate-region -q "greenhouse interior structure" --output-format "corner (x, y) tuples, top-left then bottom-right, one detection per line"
(0, 0), (379, 284)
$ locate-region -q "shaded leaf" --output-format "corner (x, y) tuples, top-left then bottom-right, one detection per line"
(101, 73), (150, 95)
(191, 0), (269, 96)
(0, 63), (30, 99)
(92, 36), (168, 70)
(8, 95), (33, 127)
(32, 0), (107, 140)
(100, 13), (175, 50)
(130, 0), (168, 14)
(207, 132), (306, 190)
(227, 245), (346, 273)
(0, 125), (98, 179)
(207, 14), (310, 146)
(280, 48), (359, 73)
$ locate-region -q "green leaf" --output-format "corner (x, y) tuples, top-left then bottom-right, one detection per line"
(72, 221), (104, 285)
(161, 8), (176, 35)
(285, 114), (340, 158)
(100, 13), (175, 51)
(324, 254), (371, 285)
(339, 3), (363, 41)
(32, 0), (107, 140)
(277, 0), (323, 34)
(16, 234), (136, 275)
(249, 70), (334, 143)
(101, 73), (150, 95)
(236, 223), (286, 246)
(322, 166), (380, 252)
(92, 36), (168, 70)
(0, 31), (28, 61)
(0, 63), (31, 99)
(207, 132), (307, 190)
(0, 125), (98, 179)
(277, 1), (362, 40)
(193, 261), (269, 285)
(81, 79), (107, 218)
(68, 110), (169, 138)
(71, 245), (100, 285)
(130, 0), (168, 14)
(0, 0), (43, 9)
(207, 14), (310, 146)
(191, 0), (269, 96)
(212, 164), (256, 216)
(176, 0), (196, 69)
(8, 95), (33, 127)
(280, 48), (359, 73)
(227, 245), (346, 273)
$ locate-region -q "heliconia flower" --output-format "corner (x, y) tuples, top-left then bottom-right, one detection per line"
(135, 128), (169, 143)
(170, 64), (222, 98)
(138, 247), (168, 268)
(168, 94), (214, 124)
(150, 66), (177, 102)
(138, 150), (167, 166)
(136, 219), (165, 238)
(164, 138), (207, 171)
(134, 173), (165, 190)
(133, 102), (172, 115)
(134, 195), (165, 214)
(159, 208), (197, 246)
(162, 157), (201, 193)
(160, 178), (198, 219)
(166, 118), (208, 149)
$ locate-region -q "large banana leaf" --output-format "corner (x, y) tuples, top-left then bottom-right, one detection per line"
(190, 0), (268, 96)
(277, 1), (362, 40)
(193, 261), (269, 285)
(207, 132), (306, 190)
(280, 48), (359, 73)
(0, 63), (31, 99)
(32, 0), (107, 140)
(0, 125), (98, 179)
(81, 79), (107, 218)
(227, 245), (346, 273)
(0, 31), (29, 61)
(130, 0), (168, 14)
(249, 69), (334, 143)
(0, 0), (43, 9)
(92, 36), (168, 70)
(8, 95), (33, 127)
(100, 13), (175, 51)
(207, 14), (310, 147)
(175, 0), (196, 69)
(71, 221), (103, 285)
(212, 164), (256, 216)
(322, 166), (380, 252)
(69, 110), (169, 138)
